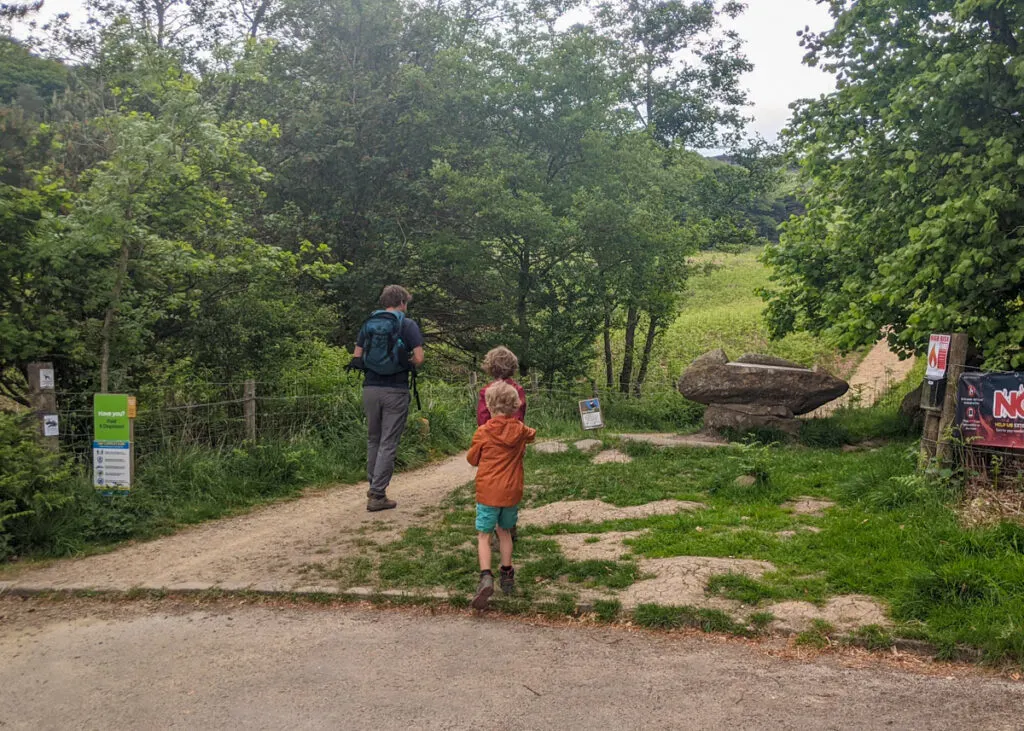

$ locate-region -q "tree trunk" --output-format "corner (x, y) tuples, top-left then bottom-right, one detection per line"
(248, 0), (272, 37)
(516, 247), (531, 375)
(99, 237), (131, 394)
(634, 313), (660, 398)
(603, 303), (614, 389)
(618, 304), (639, 395)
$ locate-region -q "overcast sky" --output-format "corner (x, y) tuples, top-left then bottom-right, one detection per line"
(16, 0), (836, 143)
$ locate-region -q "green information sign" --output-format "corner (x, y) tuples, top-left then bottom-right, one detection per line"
(94, 394), (130, 443)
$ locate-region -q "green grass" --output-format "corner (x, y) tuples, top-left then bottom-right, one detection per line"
(346, 397), (1020, 663)
(633, 603), (749, 635)
(605, 249), (853, 389)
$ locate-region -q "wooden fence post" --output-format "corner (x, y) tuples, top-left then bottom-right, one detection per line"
(27, 362), (58, 451)
(469, 371), (478, 391)
(243, 379), (257, 442)
(935, 333), (969, 464)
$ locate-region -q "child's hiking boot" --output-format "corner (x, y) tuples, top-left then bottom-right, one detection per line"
(367, 495), (397, 512)
(472, 572), (494, 609)
(499, 566), (515, 595)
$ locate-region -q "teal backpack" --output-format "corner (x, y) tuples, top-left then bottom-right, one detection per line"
(359, 310), (408, 376)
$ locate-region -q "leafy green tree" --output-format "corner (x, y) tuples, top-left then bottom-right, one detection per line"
(0, 36), (66, 104)
(596, 0), (750, 147)
(765, 1), (1024, 367)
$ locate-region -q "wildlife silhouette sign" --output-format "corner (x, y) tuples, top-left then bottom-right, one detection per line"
(956, 373), (1024, 450)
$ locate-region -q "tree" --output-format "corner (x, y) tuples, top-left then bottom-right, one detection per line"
(0, 2), (42, 21)
(596, 0), (750, 147)
(764, 1), (1024, 368)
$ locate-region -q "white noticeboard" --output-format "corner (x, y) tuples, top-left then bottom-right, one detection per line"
(925, 334), (951, 381)
(93, 441), (131, 490)
(39, 368), (55, 390)
(43, 414), (59, 437)
(579, 398), (604, 431)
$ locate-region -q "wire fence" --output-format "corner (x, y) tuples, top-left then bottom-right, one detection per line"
(51, 360), (1024, 493)
(52, 375), (697, 469)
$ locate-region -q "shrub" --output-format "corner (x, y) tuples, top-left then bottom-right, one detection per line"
(0, 412), (78, 559)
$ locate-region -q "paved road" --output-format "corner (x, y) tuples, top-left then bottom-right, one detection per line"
(1, 601), (1020, 730)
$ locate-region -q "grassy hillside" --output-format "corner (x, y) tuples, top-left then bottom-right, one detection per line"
(618, 249), (856, 389)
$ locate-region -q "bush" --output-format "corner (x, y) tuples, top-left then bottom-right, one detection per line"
(0, 413), (78, 559)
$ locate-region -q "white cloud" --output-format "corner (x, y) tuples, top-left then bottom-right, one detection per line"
(728, 0), (836, 141)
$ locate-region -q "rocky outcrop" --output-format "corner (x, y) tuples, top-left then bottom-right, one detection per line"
(677, 349), (849, 416)
(678, 349), (849, 436)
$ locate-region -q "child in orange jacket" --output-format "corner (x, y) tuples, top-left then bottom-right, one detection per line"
(467, 380), (536, 609)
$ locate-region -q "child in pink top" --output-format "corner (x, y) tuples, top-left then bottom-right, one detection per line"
(476, 346), (527, 426)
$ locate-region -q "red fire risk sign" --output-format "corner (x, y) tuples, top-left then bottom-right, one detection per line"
(926, 334), (951, 380)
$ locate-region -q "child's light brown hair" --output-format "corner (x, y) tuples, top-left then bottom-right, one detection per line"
(484, 381), (521, 417)
(482, 346), (518, 380)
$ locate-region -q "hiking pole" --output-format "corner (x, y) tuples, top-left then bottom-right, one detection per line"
(411, 368), (422, 411)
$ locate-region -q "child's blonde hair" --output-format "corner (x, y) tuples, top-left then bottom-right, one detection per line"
(484, 381), (521, 417)
(482, 346), (518, 380)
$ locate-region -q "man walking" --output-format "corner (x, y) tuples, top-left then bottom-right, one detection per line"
(351, 285), (425, 512)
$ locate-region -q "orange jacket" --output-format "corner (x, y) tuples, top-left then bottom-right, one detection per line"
(466, 415), (537, 507)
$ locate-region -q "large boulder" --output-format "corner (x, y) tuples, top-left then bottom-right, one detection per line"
(677, 349), (849, 416)
(703, 403), (802, 436)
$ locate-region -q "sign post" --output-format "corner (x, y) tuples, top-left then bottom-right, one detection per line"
(93, 394), (133, 493)
(919, 333), (968, 462)
(28, 362), (58, 451)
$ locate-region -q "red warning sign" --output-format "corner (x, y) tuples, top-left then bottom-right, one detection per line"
(926, 334), (951, 380)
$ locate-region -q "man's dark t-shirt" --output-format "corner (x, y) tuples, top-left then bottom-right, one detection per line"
(356, 315), (424, 389)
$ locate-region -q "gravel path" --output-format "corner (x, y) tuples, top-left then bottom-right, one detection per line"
(1, 601), (1020, 730)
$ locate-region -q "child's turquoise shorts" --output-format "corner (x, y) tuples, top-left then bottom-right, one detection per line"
(476, 503), (519, 532)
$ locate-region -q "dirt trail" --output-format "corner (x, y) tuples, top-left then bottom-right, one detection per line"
(812, 338), (917, 416)
(3, 455), (475, 592)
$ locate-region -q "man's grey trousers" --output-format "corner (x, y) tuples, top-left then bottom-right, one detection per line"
(362, 387), (410, 497)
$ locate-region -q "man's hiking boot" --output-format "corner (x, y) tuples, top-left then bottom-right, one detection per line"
(367, 495), (397, 512)
(499, 566), (515, 595)
(472, 573), (494, 609)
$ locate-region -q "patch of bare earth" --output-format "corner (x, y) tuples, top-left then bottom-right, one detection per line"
(619, 556), (774, 610)
(592, 449), (632, 464)
(518, 499), (706, 528)
(769, 596), (890, 634)
(782, 497), (836, 517)
(619, 433), (729, 448)
(532, 441), (569, 454)
(2, 455), (476, 593)
(552, 531), (647, 561)
(810, 338), (917, 416)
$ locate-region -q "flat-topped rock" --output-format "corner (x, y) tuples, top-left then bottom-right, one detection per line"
(533, 441), (568, 454)
(678, 349), (849, 416)
(574, 439), (603, 452)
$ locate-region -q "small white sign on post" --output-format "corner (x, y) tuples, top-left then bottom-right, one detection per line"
(39, 368), (55, 390)
(93, 441), (131, 491)
(926, 334), (952, 380)
(579, 398), (604, 431)
(42, 414), (59, 437)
